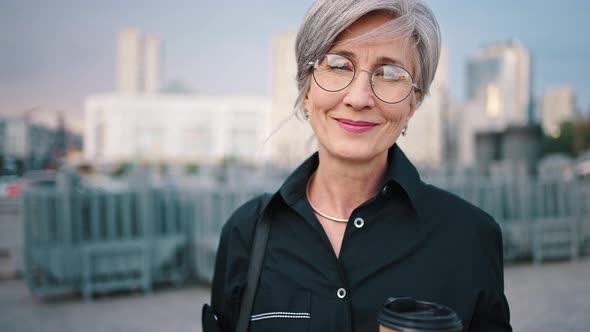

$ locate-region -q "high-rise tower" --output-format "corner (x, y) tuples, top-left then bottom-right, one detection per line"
(116, 28), (161, 95)
(466, 39), (531, 129)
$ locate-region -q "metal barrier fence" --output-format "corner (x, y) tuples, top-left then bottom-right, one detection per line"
(183, 187), (266, 282)
(23, 187), (190, 300)
(429, 178), (590, 264)
(0, 197), (23, 278)
(21, 179), (590, 298)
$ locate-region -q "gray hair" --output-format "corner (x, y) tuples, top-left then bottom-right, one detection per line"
(294, 0), (441, 118)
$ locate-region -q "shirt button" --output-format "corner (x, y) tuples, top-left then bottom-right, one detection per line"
(353, 217), (364, 228)
(337, 288), (347, 299)
(382, 185), (389, 195)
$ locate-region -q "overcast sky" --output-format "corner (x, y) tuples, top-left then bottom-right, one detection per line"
(1, 0), (588, 128)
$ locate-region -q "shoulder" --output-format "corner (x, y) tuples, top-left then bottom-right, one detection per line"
(211, 194), (272, 329)
(421, 183), (502, 245)
(224, 195), (265, 228)
(421, 183), (505, 283)
(220, 193), (272, 248)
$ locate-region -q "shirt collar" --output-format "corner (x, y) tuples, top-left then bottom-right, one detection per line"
(278, 152), (318, 205)
(382, 144), (425, 217)
(278, 144), (425, 217)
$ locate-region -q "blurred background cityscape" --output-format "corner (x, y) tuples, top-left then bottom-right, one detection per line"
(0, 0), (589, 178)
(1, 1), (590, 331)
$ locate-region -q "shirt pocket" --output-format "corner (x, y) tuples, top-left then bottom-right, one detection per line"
(249, 288), (311, 332)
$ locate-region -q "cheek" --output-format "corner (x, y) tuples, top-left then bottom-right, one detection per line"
(383, 106), (410, 125)
(306, 85), (341, 113)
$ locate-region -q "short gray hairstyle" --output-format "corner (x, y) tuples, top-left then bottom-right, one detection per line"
(294, 0), (441, 118)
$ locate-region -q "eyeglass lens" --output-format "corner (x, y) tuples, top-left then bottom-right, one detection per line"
(312, 54), (414, 104)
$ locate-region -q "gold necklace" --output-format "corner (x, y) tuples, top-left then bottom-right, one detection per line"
(306, 174), (349, 223)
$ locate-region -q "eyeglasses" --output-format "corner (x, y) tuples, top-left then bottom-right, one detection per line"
(308, 54), (420, 104)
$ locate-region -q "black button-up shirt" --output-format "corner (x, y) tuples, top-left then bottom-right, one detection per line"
(211, 145), (512, 332)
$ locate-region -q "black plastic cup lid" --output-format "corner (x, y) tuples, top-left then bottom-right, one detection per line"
(377, 297), (463, 332)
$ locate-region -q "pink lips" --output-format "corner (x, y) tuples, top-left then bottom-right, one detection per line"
(335, 118), (378, 133)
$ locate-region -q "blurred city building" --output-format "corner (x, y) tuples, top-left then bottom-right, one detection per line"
(466, 39), (532, 129)
(117, 28), (161, 95)
(458, 40), (533, 166)
(541, 86), (577, 138)
(537, 153), (575, 181)
(85, 29), (272, 166)
(457, 99), (488, 166)
(0, 110), (76, 175)
(269, 31), (315, 167)
(474, 125), (543, 176)
(397, 44), (450, 167)
(83, 94), (271, 165)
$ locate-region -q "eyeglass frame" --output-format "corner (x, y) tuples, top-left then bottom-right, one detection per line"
(307, 53), (421, 104)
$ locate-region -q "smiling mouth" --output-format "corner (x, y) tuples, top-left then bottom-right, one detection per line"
(335, 118), (378, 133)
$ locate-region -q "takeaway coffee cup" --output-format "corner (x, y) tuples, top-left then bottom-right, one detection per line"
(377, 297), (462, 332)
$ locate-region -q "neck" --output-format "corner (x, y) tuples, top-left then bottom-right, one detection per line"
(308, 147), (388, 219)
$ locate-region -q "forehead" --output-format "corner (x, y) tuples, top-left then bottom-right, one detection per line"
(331, 13), (415, 72)
(338, 13), (396, 41)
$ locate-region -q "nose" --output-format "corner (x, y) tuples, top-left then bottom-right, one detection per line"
(342, 68), (375, 111)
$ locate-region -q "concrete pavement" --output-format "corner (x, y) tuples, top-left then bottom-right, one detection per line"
(1, 258), (589, 332)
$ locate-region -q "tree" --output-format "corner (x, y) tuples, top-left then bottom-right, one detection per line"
(573, 117), (590, 155)
(543, 121), (575, 156)
(112, 162), (132, 177)
(185, 163), (200, 175)
(544, 118), (590, 157)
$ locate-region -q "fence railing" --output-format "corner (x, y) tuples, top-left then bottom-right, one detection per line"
(0, 196), (23, 278)
(23, 187), (193, 300)
(20, 178), (590, 299)
(427, 178), (590, 263)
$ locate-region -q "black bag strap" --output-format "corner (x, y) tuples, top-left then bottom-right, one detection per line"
(236, 193), (273, 332)
(202, 304), (221, 332)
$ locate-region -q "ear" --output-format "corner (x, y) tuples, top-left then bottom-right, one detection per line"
(406, 90), (420, 123)
(414, 89), (423, 106)
(304, 91), (311, 113)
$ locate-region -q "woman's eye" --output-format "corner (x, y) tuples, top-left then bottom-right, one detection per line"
(382, 74), (400, 81)
(375, 67), (407, 82)
(375, 71), (397, 81)
(329, 63), (352, 71)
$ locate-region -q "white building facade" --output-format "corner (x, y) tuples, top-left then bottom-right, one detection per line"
(541, 86), (576, 138)
(83, 94), (271, 164)
(457, 40), (532, 166)
(270, 31), (316, 167)
(397, 44), (450, 167)
(466, 40), (531, 130)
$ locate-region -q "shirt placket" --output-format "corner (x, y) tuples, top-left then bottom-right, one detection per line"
(333, 253), (353, 332)
(336, 184), (391, 332)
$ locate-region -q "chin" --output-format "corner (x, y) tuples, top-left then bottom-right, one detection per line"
(323, 141), (386, 163)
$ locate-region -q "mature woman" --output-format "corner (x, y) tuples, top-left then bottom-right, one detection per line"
(209, 0), (512, 331)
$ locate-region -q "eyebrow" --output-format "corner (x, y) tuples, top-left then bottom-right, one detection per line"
(330, 49), (408, 68)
